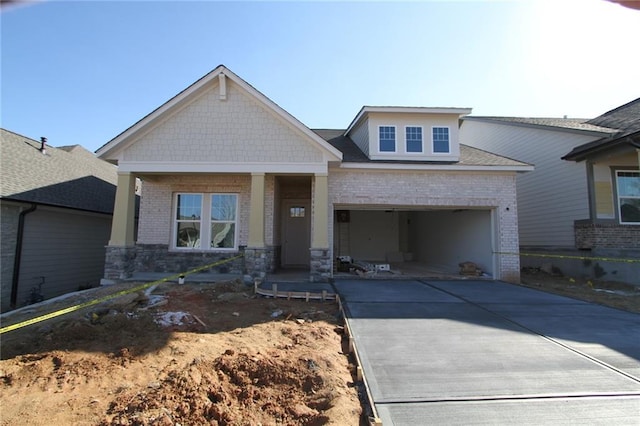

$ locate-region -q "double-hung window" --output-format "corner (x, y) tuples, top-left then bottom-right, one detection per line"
(432, 127), (450, 153)
(175, 193), (238, 249)
(379, 126), (396, 152)
(406, 126), (423, 153)
(616, 170), (640, 224)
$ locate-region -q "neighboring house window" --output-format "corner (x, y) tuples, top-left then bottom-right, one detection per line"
(406, 126), (423, 153)
(432, 127), (450, 153)
(175, 193), (238, 249)
(379, 126), (396, 152)
(616, 170), (640, 224)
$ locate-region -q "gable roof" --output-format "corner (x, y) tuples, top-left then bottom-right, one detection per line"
(314, 129), (532, 170)
(96, 65), (342, 162)
(345, 106), (472, 136)
(563, 98), (640, 161)
(462, 116), (617, 136)
(585, 97), (640, 132)
(0, 128), (118, 214)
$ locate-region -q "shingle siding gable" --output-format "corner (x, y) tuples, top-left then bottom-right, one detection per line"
(122, 82), (323, 164)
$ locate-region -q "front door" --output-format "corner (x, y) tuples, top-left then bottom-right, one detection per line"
(282, 200), (311, 267)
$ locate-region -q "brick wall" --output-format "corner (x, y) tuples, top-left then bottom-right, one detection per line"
(138, 174), (252, 246)
(575, 221), (640, 249)
(328, 169), (521, 282)
(114, 174), (280, 281)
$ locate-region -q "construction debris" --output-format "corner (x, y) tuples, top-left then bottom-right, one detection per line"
(459, 261), (482, 276)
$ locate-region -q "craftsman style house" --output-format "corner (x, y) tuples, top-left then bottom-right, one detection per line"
(96, 65), (532, 284)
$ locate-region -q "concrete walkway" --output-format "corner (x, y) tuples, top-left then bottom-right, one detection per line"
(335, 279), (640, 425)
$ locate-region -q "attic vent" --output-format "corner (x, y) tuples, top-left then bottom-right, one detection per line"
(218, 73), (227, 101)
(40, 137), (47, 155)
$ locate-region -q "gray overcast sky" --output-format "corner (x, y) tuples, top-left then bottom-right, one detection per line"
(2, 0), (639, 152)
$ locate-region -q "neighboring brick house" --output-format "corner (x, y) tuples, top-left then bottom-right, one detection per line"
(0, 129), (121, 312)
(460, 98), (639, 284)
(96, 65), (532, 284)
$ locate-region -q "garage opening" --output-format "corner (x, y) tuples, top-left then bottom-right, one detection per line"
(334, 207), (495, 278)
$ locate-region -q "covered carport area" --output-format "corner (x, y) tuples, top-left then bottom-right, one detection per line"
(333, 206), (495, 278)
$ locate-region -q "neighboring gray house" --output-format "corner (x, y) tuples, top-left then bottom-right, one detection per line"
(0, 128), (121, 312)
(562, 100), (640, 267)
(460, 99), (639, 283)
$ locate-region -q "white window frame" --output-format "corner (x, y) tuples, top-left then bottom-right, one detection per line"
(615, 170), (640, 225)
(405, 126), (423, 154)
(173, 192), (239, 251)
(432, 126), (451, 154)
(378, 125), (396, 153)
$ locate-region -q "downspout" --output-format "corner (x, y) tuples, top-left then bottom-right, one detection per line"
(10, 204), (37, 309)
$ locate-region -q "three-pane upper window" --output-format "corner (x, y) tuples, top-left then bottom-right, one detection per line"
(616, 171), (640, 224)
(379, 125), (451, 154)
(432, 127), (450, 153)
(405, 126), (423, 153)
(379, 126), (396, 152)
(175, 193), (238, 249)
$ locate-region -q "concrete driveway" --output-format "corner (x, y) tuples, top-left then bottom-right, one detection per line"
(334, 279), (640, 425)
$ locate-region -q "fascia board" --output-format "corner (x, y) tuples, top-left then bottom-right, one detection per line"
(337, 162), (534, 173)
(118, 161), (329, 174)
(462, 116), (617, 137)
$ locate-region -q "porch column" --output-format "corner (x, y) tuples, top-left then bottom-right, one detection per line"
(108, 172), (137, 246)
(310, 173), (331, 282)
(248, 172), (265, 248)
(312, 173), (329, 248)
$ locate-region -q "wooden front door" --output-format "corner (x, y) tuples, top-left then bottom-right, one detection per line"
(282, 200), (311, 267)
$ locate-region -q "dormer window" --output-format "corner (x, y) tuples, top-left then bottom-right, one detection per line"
(379, 126), (396, 152)
(406, 126), (423, 153)
(432, 127), (450, 153)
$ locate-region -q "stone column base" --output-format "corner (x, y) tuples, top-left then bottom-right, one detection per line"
(244, 246), (278, 283)
(310, 248), (331, 282)
(102, 245), (137, 285)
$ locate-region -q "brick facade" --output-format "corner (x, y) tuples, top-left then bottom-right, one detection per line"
(328, 169), (521, 282)
(575, 221), (640, 249)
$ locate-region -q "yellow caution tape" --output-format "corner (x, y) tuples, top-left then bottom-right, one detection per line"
(0, 254), (244, 334)
(494, 251), (640, 264)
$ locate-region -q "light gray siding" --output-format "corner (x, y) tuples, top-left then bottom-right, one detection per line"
(350, 120), (369, 157)
(11, 207), (111, 310)
(460, 120), (597, 247)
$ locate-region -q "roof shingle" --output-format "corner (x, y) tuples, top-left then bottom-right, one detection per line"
(312, 129), (530, 167)
(0, 128), (118, 213)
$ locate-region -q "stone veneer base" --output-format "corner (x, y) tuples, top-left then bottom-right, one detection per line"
(103, 244), (280, 284)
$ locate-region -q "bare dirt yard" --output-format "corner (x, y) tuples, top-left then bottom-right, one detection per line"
(0, 280), (363, 426)
(1, 272), (638, 426)
(520, 268), (640, 314)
